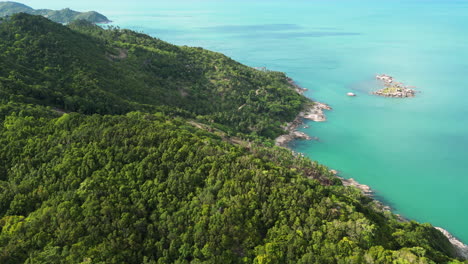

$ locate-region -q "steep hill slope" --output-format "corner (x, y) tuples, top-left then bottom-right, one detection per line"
(0, 109), (463, 264)
(0, 13), (466, 263)
(0, 13), (308, 138)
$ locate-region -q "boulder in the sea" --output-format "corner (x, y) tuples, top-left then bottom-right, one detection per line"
(347, 92), (356, 97)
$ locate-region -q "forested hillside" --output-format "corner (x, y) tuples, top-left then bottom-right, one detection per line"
(0, 13), (308, 139)
(0, 14), (466, 263)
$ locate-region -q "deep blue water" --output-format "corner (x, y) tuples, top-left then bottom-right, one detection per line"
(23, 0), (468, 243)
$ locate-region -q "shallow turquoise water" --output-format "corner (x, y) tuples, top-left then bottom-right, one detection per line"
(24, 0), (468, 242)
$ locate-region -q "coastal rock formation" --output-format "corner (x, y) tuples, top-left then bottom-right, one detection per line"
(373, 87), (416, 98)
(373, 74), (417, 98)
(275, 131), (312, 147)
(302, 102), (332, 122)
(435, 227), (468, 260)
(292, 131), (312, 140)
(275, 101), (331, 147)
(340, 177), (373, 196)
(274, 78), (331, 147)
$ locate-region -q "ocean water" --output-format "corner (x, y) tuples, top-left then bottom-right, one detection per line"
(23, 0), (468, 242)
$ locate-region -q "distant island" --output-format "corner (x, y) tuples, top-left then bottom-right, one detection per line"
(0, 1), (110, 24)
(373, 74), (417, 98)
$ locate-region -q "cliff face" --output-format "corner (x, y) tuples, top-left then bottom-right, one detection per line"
(0, 1), (111, 23)
(0, 13), (464, 264)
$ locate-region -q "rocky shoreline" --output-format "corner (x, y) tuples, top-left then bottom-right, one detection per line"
(435, 227), (468, 260)
(335, 172), (410, 223)
(334, 174), (468, 260)
(373, 74), (417, 98)
(276, 82), (397, 214)
(274, 78), (331, 147)
(335, 171), (468, 257)
(286, 77), (309, 95)
(277, 78), (466, 259)
(339, 176), (374, 196)
(275, 101), (331, 147)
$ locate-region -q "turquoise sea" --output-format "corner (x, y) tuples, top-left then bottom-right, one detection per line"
(23, 0), (468, 243)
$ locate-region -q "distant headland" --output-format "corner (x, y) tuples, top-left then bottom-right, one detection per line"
(373, 74), (418, 98)
(0, 1), (111, 24)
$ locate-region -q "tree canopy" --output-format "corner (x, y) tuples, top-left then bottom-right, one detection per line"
(0, 14), (466, 263)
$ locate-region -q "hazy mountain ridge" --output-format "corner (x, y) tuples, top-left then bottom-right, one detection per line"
(0, 1), (110, 23)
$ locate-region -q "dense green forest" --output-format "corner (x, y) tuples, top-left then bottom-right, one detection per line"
(0, 14), (466, 263)
(0, 1), (110, 24)
(0, 13), (308, 139)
